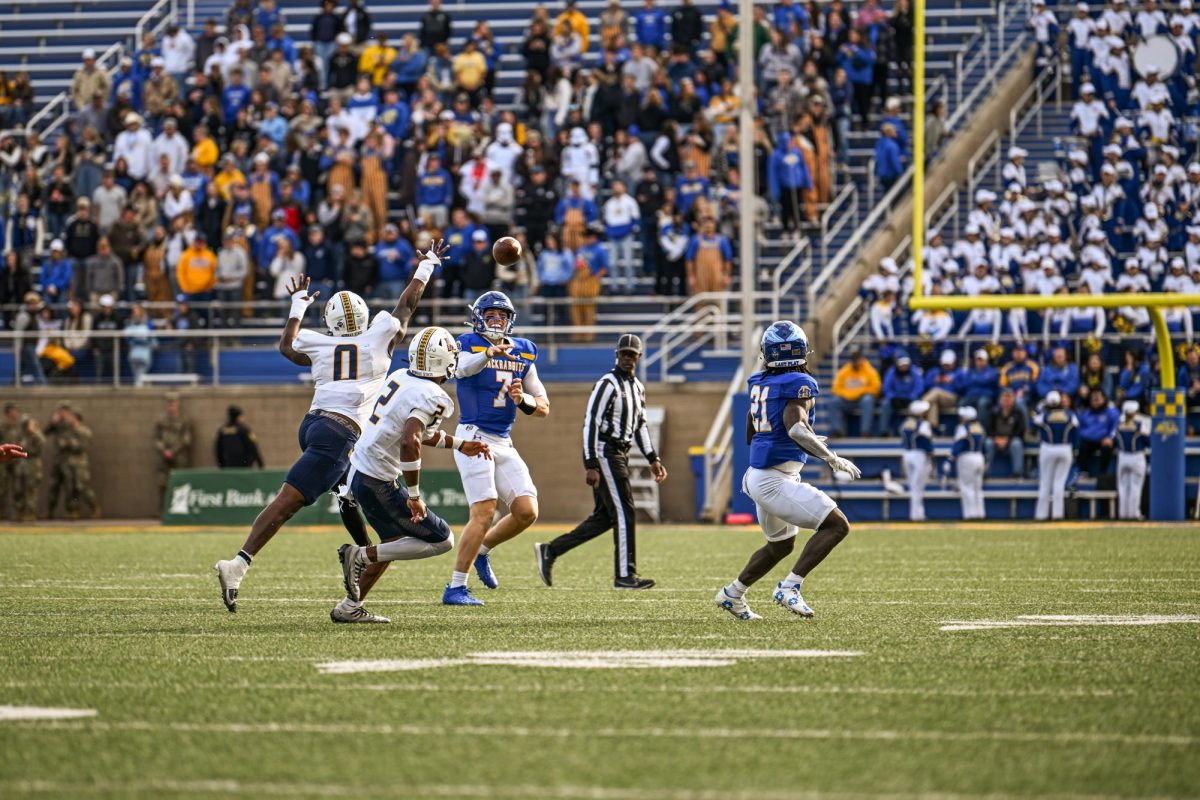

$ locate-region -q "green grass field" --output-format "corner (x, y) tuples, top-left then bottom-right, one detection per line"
(1, 523), (1198, 800)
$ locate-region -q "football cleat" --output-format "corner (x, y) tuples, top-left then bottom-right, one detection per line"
(442, 584), (485, 606)
(534, 543), (555, 587)
(474, 552), (499, 589)
(714, 587), (762, 621)
(213, 559), (245, 613)
(772, 582), (815, 617)
(338, 543), (367, 602)
(330, 600), (390, 624)
(614, 575), (655, 590)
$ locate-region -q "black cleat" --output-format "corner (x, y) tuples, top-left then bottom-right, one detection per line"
(614, 575), (655, 590)
(534, 543), (555, 587)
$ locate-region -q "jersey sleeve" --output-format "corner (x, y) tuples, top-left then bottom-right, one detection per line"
(293, 329), (321, 357)
(407, 384), (452, 429)
(522, 362), (547, 398)
(370, 311), (403, 340)
(779, 372), (820, 400)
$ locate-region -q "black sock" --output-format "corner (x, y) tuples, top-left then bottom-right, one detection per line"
(236, 550), (253, 566)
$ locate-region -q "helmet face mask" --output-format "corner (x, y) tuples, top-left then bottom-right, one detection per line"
(324, 291), (369, 337)
(760, 320), (809, 369)
(470, 291), (516, 342)
(407, 326), (460, 380)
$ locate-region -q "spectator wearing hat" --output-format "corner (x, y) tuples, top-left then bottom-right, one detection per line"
(64, 198), (100, 267)
(1067, 3), (1094, 94)
(327, 33), (359, 106)
(13, 293), (47, 385)
(247, 152), (279, 230)
(177, 232), (217, 301)
(920, 349), (962, 429)
(462, 228), (497, 304)
(41, 240), (75, 303)
(162, 174), (195, 224)
(70, 49), (110, 111)
(90, 293), (123, 382)
(685, 216), (732, 297)
(570, 224), (609, 341)
(900, 400), (934, 521)
(113, 113), (154, 182)
(830, 349), (880, 437)
(959, 349), (1000, 430)
(952, 405), (987, 520)
(879, 354), (924, 436)
(1071, 82), (1109, 166)
(257, 209), (300, 267)
(1000, 346), (1039, 415)
(216, 405), (263, 469)
(143, 57), (179, 118)
(874, 122), (904, 193)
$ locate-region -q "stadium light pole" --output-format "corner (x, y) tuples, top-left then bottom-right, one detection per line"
(738, 0), (757, 372)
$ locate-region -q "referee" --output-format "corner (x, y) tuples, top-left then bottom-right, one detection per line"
(534, 334), (667, 589)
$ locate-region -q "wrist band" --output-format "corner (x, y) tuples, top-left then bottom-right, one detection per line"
(399, 459), (422, 471)
(456, 439), (467, 452)
(413, 258), (436, 284)
(518, 394), (537, 415)
(436, 433), (454, 449)
(407, 485), (421, 499)
(289, 294), (310, 320)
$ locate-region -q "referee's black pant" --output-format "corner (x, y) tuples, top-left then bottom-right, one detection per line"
(546, 444), (638, 579)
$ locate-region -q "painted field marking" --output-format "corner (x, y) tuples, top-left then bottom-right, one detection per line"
(11, 720), (1198, 748)
(315, 649), (865, 674)
(941, 614), (1200, 632)
(0, 705), (96, 721)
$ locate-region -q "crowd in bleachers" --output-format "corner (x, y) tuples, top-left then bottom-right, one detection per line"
(843, 0), (1200, 465)
(0, 0), (927, 385)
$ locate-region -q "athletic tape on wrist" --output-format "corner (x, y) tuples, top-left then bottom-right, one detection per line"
(399, 459), (422, 471)
(413, 258), (437, 284)
(289, 294), (311, 320)
(407, 485), (421, 499)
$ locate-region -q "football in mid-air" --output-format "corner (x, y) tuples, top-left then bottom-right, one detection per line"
(493, 236), (522, 266)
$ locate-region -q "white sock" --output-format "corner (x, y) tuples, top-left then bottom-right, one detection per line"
(725, 580), (748, 599)
(478, 545), (492, 556)
(781, 572), (804, 590)
(450, 570), (469, 588)
(341, 597), (361, 609)
(376, 538), (445, 562)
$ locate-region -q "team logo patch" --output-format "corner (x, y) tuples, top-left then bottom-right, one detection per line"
(798, 385), (812, 398)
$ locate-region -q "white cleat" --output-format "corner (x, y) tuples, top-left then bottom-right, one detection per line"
(213, 559), (246, 613)
(714, 587), (762, 621)
(338, 543), (367, 602)
(772, 582), (815, 618)
(330, 599), (390, 624)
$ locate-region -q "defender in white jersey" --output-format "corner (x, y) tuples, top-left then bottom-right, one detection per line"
(333, 327), (492, 623)
(213, 242), (447, 613)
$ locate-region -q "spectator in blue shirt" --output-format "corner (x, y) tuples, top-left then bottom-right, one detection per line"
(374, 223), (415, 299)
(774, 0), (809, 37)
(1077, 388), (1120, 476)
(537, 231), (575, 328)
(256, 210), (299, 268)
(221, 69), (251, 124)
(41, 239), (75, 302)
(958, 348), (1000, 429)
(634, 0), (671, 51)
(303, 225), (339, 299)
(1037, 346), (1081, 403)
(837, 28), (876, 129)
(674, 162), (712, 216)
(256, 0), (286, 36)
(768, 133), (814, 239)
(874, 122), (905, 192)
(1118, 349), (1151, 409)
(879, 354), (925, 435)
(415, 154), (454, 230)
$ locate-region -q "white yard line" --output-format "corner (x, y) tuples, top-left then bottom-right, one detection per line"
(11, 720), (1198, 747)
(0, 705), (96, 721)
(941, 615), (1200, 632)
(0, 778), (1188, 800)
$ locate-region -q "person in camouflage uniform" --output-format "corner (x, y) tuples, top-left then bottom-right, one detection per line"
(45, 402), (101, 520)
(2, 405), (45, 522)
(154, 393), (194, 511)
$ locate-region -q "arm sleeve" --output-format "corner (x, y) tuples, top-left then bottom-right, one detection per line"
(522, 362), (547, 398)
(582, 377), (614, 469)
(455, 348), (490, 378)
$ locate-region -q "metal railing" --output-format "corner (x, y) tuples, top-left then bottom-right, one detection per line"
(770, 237), (812, 322)
(966, 130), (1002, 206)
(699, 361), (746, 522)
(954, 28), (991, 111)
(819, 183), (858, 266)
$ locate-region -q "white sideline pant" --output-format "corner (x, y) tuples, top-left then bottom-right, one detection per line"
(1036, 443), (1073, 521)
(742, 465), (838, 542)
(957, 452), (986, 520)
(1116, 452), (1147, 520)
(903, 450), (929, 522)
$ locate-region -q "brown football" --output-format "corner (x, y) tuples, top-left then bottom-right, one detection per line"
(493, 236), (522, 266)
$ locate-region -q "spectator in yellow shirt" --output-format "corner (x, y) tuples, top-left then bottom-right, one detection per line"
(177, 232), (218, 299)
(555, 0), (590, 53)
(831, 348), (881, 437)
(191, 124), (219, 173)
(212, 156), (246, 201)
(453, 40), (488, 99)
(358, 32), (397, 86)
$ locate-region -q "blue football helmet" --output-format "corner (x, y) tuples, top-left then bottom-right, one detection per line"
(470, 291), (516, 341)
(760, 321), (809, 368)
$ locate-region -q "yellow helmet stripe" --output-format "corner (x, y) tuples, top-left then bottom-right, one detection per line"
(416, 327), (435, 372)
(340, 292), (358, 335)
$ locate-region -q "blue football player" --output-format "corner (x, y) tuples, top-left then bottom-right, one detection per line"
(715, 321), (862, 621)
(443, 291), (550, 606)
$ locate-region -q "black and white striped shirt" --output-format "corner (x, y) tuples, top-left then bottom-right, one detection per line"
(582, 369), (657, 468)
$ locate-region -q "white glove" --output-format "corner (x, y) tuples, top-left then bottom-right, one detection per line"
(413, 249), (442, 284)
(827, 454), (862, 481)
(289, 291), (316, 321)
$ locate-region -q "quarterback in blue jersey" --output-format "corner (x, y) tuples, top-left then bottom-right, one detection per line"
(444, 291), (550, 606)
(715, 321), (862, 621)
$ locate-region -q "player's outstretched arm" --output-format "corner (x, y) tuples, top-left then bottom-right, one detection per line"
(399, 416), (429, 523)
(391, 238), (449, 335)
(279, 275), (316, 366)
(783, 398), (861, 480)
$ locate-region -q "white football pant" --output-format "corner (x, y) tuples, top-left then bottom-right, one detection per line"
(1116, 451), (1146, 520)
(903, 450), (929, 522)
(957, 452), (986, 520)
(1035, 443), (1073, 520)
